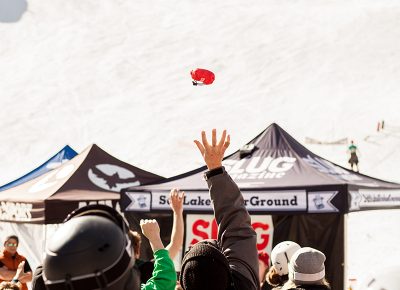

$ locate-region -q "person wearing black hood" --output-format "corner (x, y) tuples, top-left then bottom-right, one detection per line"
(179, 129), (259, 290)
(32, 204), (176, 290)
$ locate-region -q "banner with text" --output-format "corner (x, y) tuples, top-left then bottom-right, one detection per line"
(184, 214), (274, 254)
(0, 201), (44, 223)
(147, 190), (307, 212)
(349, 189), (400, 211)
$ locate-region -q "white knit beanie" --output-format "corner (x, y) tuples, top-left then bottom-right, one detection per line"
(271, 241), (301, 276)
(288, 247), (326, 285)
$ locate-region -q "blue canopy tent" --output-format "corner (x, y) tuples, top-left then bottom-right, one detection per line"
(0, 145), (77, 191)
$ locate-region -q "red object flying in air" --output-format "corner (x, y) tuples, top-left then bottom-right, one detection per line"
(190, 68), (215, 86)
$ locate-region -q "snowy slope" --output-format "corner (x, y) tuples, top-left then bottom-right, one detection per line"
(1, 0), (400, 287)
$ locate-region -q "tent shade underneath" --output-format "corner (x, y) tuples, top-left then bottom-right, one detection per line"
(124, 211), (344, 290)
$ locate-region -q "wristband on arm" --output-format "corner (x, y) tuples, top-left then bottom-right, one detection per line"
(204, 166), (225, 180)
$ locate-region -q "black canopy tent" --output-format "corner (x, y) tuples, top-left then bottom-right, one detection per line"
(0, 144), (165, 224)
(0, 144), (165, 271)
(121, 123), (400, 290)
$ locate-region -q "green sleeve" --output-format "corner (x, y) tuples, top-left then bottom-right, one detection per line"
(141, 249), (177, 290)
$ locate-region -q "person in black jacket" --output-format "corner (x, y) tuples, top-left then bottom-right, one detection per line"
(179, 129), (259, 290)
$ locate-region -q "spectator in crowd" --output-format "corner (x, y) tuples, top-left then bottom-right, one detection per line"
(347, 140), (360, 172)
(130, 188), (185, 283)
(32, 204), (176, 290)
(130, 230), (142, 260)
(139, 219), (178, 290)
(281, 247), (330, 290)
(0, 236), (32, 290)
(130, 227), (154, 284)
(178, 129), (259, 290)
(266, 241), (301, 289)
(258, 251), (272, 290)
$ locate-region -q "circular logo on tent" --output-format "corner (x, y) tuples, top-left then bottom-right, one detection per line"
(88, 164), (140, 192)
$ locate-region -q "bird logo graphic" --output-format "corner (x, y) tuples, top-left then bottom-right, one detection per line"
(88, 164), (140, 192)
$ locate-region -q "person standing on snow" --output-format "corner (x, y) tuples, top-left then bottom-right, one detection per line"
(348, 140), (360, 172)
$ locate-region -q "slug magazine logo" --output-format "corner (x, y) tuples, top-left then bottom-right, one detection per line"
(185, 214), (274, 254)
(223, 156), (297, 180)
(88, 164), (141, 192)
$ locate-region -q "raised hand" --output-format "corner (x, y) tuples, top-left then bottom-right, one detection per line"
(166, 188), (185, 259)
(140, 219), (164, 252)
(140, 219), (160, 241)
(194, 129), (230, 170)
(12, 260), (30, 283)
(169, 188), (185, 214)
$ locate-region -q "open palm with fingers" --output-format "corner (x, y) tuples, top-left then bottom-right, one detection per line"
(194, 129), (230, 170)
(169, 188), (185, 214)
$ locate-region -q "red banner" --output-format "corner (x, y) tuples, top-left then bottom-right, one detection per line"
(185, 214), (274, 254)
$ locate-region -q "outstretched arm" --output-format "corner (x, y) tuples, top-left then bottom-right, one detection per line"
(140, 219), (177, 290)
(166, 189), (185, 260)
(194, 129), (259, 290)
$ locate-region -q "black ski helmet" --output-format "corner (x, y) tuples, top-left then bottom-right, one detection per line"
(42, 204), (140, 290)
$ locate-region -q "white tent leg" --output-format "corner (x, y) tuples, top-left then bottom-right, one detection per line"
(344, 213), (348, 290)
(43, 224), (47, 261)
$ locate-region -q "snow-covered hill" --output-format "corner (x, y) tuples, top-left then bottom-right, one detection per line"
(1, 0), (399, 287)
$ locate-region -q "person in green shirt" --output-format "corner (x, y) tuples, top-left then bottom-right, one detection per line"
(130, 189), (185, 284)
(140, 219), (177, 290)
(348, 140), (359, 172)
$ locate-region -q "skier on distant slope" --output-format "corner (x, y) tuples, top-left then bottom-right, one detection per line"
(347, 140), (360, 172)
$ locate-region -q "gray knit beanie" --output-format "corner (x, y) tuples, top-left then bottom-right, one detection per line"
(288, 247), (326, 285)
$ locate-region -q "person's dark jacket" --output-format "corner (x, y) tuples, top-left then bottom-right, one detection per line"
(206, 167), (259, 290)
